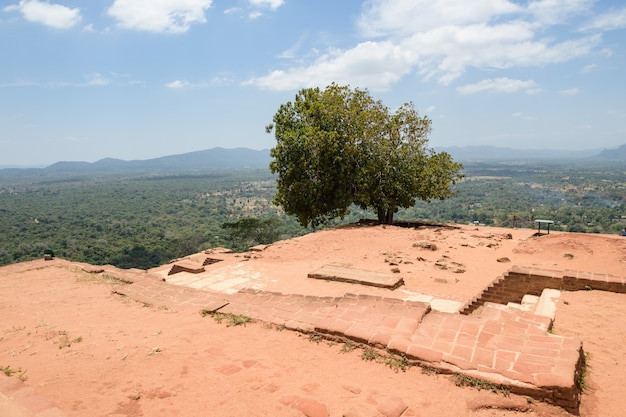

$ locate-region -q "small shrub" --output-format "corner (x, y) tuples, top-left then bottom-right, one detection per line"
(420, 365), (441, 375)
(340, 340), (357, 353)
(263, 323), (285, 332)
(2, 365), (17, 376)
(46, 330), (82, 349)
(361, 347), (381, 362)
(384, 353), (410, 372)
(229, 314), (252, 327)
(308, 333), (324, 344)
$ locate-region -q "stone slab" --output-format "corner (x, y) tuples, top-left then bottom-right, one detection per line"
(167, 261), (205, 276)
(307, 265), (404, 289)
(430, 299), (463, 313)
(534, 288), (561, 318)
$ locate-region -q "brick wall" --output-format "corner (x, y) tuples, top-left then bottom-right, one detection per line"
(461, 266), (626, 315)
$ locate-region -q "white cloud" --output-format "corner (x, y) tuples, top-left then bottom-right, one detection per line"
(83, 73), (110, 86)
(247, 0), (605, 91)
(244, 0), (284, 19)
(559, 88), (580, 95)
(224, 1), (282, 19)
(526, 0), (593, 25)
(50, 73), (111, 87)
(512, 111), (537, 120)
(599, 47), (613, 57)
(2, 73), (114, 88)
(456, 77), (537, 95)
(357, 0), (522, 38)
(0, 79), (36, 87)
(246, 41), (415, 91)
(166, 80), (191, 88)
(166, 76), (233, 89)
(608, 109), (626, 118)
(581, 7), (626, 31)
(249, 0), (284, 10)
(277, 38), (304, 59)
(108, 0), (213, 33)
(4, 0), (81, 29)
(581, 63), (597, 73)
(402, 24), (599, 85)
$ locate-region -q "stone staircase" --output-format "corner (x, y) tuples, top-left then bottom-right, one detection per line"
(471, 288), (562, 332)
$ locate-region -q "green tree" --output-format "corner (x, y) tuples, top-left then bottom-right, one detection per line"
(267, 84), (463, 226)
(222, 217), (281, 251)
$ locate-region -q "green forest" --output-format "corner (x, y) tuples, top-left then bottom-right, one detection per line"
(1, 161), (624, 269)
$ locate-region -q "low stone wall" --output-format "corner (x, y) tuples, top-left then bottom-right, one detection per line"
(461, 266), (626, 315)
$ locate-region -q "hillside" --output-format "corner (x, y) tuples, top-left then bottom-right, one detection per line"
(45, 147), (272, 174)
(0, 147), (272, 177)
(591, 143), (626, 162)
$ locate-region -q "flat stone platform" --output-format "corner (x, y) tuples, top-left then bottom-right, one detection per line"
(307, 264), (404, 289)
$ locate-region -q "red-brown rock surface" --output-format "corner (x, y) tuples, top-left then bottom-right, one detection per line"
(1, 224), (625, 416)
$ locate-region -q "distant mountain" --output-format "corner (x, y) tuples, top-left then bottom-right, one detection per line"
(44, 147), (272, 174)
(590, 144), (626, 163)
(2, 144), (624, 179)
(436, 145), (603, 162)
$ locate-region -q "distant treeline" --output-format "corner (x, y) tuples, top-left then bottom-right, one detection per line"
(0, 162), (624, 269)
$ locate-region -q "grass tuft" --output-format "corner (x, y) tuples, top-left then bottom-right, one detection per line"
(340, 340), (357, 353)
(384, 353), (410, 373)
(361, 347), (381, 362)
(201, 310), (253, 327)
(577, 352), (591, 390)
(1, 365), (27, 381)
(454, 373), (510, 396)
(308, 333), (324, 344)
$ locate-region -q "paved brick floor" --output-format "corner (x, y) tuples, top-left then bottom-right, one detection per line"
(0, 260), (586, 415)
(0, 373), (67, 417)
(110, 270), (584, 411)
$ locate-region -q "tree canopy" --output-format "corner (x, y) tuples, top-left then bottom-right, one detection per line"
(222, 217), (281, 251)
(267, 84), (464, 227)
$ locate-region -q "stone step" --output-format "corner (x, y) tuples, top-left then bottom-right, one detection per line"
(534, 288), (561, 319)
(307, 264), (404, 289)
(521, 294), (539, 308)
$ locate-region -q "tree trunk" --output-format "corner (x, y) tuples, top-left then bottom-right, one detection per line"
(377, 208), (394, 224)
(377, 208), (385, 224)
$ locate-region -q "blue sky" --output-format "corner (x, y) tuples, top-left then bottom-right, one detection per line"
(1, 0), (625, 166)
